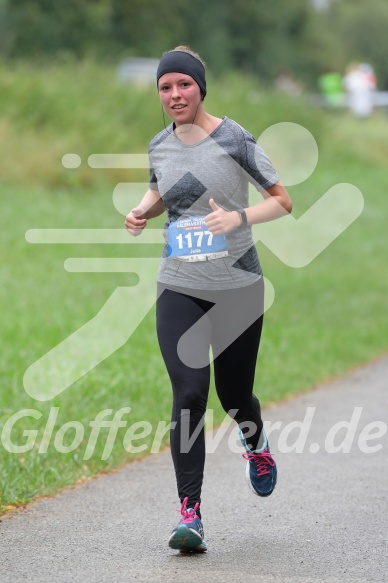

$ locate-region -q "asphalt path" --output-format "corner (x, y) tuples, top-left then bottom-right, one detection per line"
(1, 357), (387, 583)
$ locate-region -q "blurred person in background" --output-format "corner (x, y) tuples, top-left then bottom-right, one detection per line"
(318, 67), (345, 109)
(275, 68), (303, 96)
(343, 61), (376, 118)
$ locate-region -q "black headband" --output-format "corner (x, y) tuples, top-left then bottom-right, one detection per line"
(156, 51), (207, 99)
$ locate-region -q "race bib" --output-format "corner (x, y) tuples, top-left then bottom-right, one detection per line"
(167, 216), (228, 261)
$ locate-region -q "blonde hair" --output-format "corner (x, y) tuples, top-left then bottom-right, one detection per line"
(164, 45), (206, 69)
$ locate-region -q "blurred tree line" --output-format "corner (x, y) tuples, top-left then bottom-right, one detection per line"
(1, 0), (387, 88)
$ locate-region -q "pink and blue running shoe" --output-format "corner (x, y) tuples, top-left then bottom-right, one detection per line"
(240, 429), (277, 497)
(168, 497), (207, 553)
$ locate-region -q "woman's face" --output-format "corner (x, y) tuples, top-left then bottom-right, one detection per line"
(158, 72), (202, 125)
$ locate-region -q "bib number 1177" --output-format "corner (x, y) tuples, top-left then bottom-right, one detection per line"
(176, 231), (213, 250)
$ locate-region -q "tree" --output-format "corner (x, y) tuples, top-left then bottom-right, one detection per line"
(336, 0), (388, 88)
(1, 0), (387, 89)
(1, 0), (110, 58)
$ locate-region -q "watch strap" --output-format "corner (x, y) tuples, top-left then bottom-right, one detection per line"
(239, 209), (248, 227)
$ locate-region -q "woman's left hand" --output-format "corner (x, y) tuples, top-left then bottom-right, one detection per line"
(204, 199), (241, 234)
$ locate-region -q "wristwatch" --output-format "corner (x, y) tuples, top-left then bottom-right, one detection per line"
(238, 209), (248, 227)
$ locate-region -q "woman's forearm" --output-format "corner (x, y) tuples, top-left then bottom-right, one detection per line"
(138, 189), (165, 219)
(245, 182), (292, 225)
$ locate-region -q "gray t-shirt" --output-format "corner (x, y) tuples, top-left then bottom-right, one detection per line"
(149, 116), (279, 290)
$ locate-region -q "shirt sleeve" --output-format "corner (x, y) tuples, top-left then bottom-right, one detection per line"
(239, 128), (279, 191)
(148, 146), (159, 192)
(149, 166), (159, 192)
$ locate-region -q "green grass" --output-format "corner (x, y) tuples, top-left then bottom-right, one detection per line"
(0, 62), (387, 513)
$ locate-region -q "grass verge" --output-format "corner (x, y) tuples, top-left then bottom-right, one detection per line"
(0, 62), (387, 513)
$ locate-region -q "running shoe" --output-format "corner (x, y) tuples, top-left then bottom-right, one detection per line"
(168, 497), (207, 552)
(240, 429), (277, 497)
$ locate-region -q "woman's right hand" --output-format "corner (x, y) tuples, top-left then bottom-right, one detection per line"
(124, 207), (147, 236)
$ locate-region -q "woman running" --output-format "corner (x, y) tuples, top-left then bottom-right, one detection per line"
(125, 45), (292, 553)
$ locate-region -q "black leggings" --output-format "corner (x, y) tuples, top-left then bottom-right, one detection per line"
(156, 278), (265, 512)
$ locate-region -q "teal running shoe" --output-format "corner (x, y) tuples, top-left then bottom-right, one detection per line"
(168, 497), (207, 553)
(240, 429), (277, 497)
